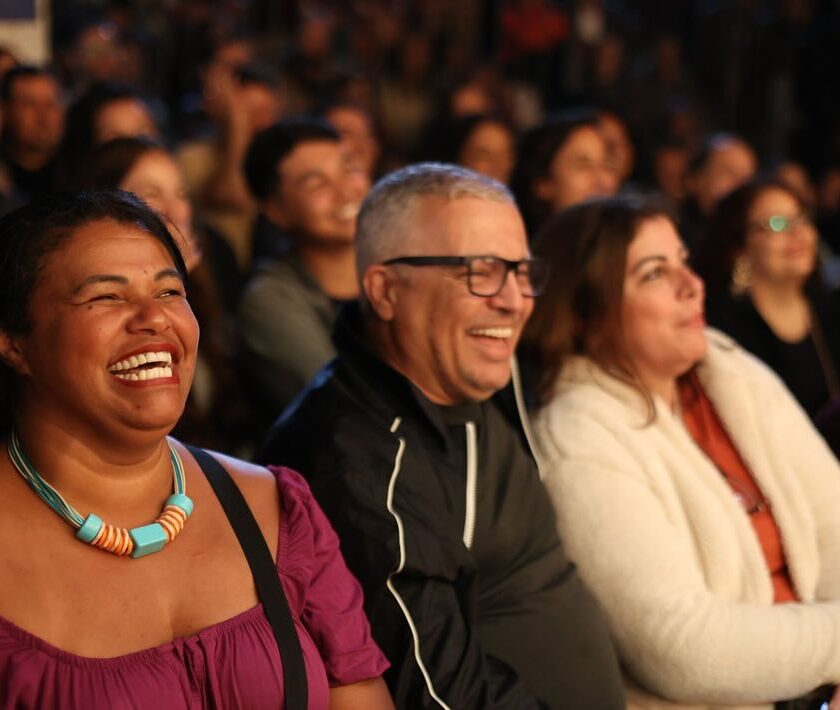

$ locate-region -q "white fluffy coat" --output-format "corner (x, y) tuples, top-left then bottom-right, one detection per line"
(532, 330), (840, 710)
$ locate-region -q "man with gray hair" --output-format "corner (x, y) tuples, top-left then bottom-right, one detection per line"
(259, 163), (624, 708)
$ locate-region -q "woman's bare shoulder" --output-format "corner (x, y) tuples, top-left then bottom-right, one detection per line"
(182, 446), (281, 546)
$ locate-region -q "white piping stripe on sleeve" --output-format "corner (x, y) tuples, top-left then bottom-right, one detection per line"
(385, 416), (453, 710)
(510, 356), (544, 480)
(462, 421), (478, 550)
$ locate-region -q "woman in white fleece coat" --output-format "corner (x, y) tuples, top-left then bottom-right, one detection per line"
(520, 196), (840, 710)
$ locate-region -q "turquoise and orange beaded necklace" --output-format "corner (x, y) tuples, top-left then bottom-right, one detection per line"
(7, 430), (194, 558)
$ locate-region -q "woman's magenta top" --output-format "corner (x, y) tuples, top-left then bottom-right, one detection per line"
(0, 468), (389, 708)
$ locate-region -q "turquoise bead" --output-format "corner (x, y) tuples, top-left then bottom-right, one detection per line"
(166, 493), (193, 517)
(129, 523), (168, 558)
(76, 513), (104, 543)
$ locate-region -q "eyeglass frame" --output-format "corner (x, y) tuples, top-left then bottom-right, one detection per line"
(748, 212), (813, 234)
(381, 255), (550, 297)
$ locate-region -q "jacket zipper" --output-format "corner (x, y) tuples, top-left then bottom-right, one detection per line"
(463, 421), (478, 549)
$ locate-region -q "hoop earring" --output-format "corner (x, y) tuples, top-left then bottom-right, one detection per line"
(730, 255), (753, 295)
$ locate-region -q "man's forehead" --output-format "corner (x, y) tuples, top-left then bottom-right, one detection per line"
(406, 195), (527, 254)
(11, 75), (58, 97)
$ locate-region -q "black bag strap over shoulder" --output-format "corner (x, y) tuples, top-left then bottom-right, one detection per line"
(186, 445), (308, 710)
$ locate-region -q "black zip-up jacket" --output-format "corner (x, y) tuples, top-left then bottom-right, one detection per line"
(258, 303), (624, 709)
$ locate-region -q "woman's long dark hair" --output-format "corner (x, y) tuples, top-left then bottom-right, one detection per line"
(520, 195), (673, 413)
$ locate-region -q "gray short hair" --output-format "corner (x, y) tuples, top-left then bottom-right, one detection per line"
(355, 162), (514, 280)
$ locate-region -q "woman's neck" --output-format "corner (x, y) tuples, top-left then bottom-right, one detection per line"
(9, 410), (175, 525)
(749, 279), (810, 343)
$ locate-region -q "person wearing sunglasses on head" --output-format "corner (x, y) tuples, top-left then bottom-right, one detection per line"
(697, 176), (840, 419)
(259, 163), (625, 709)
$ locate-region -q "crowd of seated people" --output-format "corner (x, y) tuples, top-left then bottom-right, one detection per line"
(3, 2), (840, 707)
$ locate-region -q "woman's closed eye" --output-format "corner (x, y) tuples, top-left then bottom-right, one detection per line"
(87, 292), (121, 302)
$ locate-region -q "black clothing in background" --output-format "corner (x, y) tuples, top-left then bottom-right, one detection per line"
(258, 302), (625, 710)
(4, 158), (58, 200)
(707, 293), (840, 418)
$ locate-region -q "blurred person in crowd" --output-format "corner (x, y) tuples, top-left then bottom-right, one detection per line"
(521, 195), (840, 710)
(0, 47), (16, 212)
(322, 99), (382, 180)
(596, 108), (635, 184)
(437, 113), (517, 185)
(59, 19), (132, 89)
(418, 69), (513, 168)
(652, 139), (690, 210)
(378, 32), (435, 159)
(83, 136), (253, 455)
(260, 163), (625, 709)
(699, 178), (840, 418)
(238, 118), (369, 424)
(56, 82), (160, 189)
(775, 160), (817, 212)
(281, 7), (343, 113)
(511, 109), (618, 236)
(816, 165), (840, 257)
(0, 66), (65, 199)
(177, 61), (284, 267)
(500, 0), (569, 106)
(681, 132), (757, 249)
(0, 191), (393, 708)
(0, 46), (17, 83)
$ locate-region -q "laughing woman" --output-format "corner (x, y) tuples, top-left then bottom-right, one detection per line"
(520, 196), (840, 709)
(0, 192), (392, 708)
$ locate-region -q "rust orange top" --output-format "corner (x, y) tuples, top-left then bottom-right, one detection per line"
(679, 374), (797, 603)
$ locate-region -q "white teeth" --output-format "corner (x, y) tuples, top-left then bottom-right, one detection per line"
(470, 327), (513, 338)
(108, 351), (173, 373)
(113, 366), (173, 382)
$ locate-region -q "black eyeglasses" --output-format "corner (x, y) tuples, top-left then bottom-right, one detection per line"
(382, 255), (550, 297)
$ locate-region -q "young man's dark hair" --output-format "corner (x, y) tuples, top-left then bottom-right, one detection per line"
(243, 117), (339, 202)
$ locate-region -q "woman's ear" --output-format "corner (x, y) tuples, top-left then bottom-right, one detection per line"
(362, 265), (398, 321)
(0, 331), (30, 376)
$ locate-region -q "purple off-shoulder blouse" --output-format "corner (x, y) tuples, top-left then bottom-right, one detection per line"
(0, 468), (389, 709)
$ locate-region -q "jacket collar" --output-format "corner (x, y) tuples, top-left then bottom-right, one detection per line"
(332, 301), (525, 450)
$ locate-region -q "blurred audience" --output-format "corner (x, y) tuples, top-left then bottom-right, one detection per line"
(681, 132), (757, 249)
(511, 109), (618, 236)
(0, 66), (65, 200)
(700, 178), (840, 418)
(57, 81), (159, 188)
(322, 99), (382, 180)
(435, 112), (517, 185)
(177, 60), (284, 266)
(596, 108), (635, 185)
(239, 118), (369, 425)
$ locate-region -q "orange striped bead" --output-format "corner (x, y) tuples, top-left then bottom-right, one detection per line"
(90, 523), (134, 556)
(156, 505), (187, 541)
